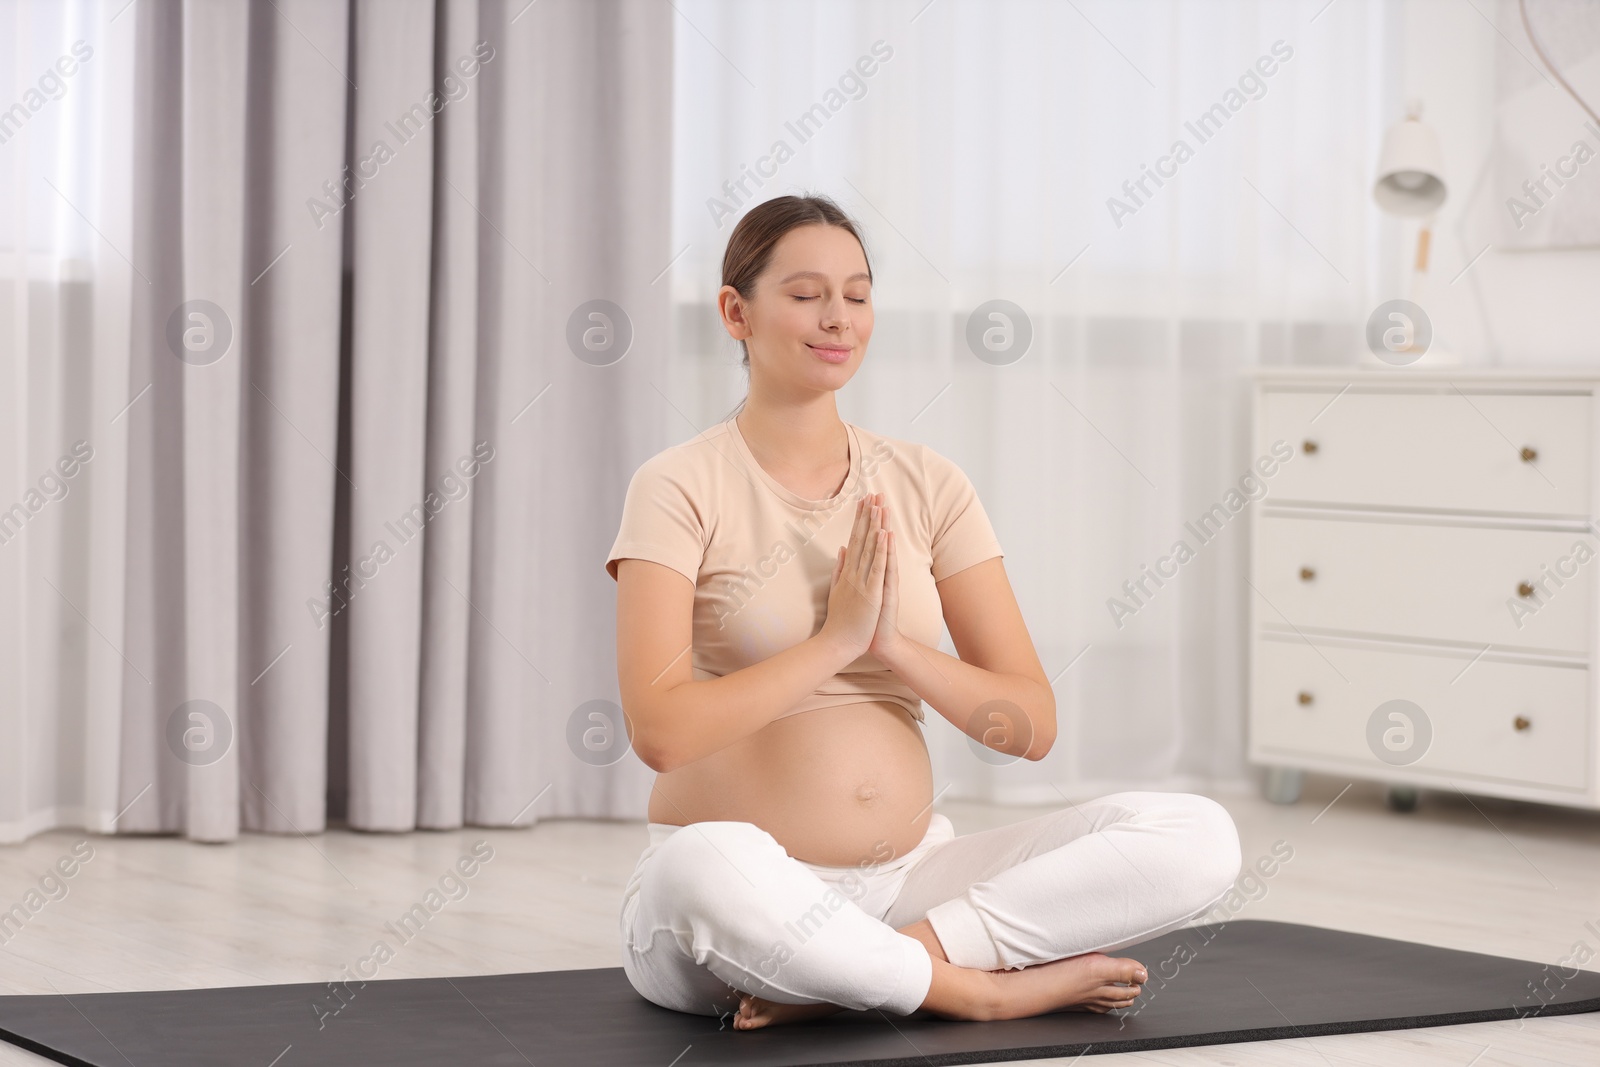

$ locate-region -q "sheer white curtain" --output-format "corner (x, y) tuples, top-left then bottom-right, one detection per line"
(667, 0), (1397, 803)
(2, 0), (134, 843)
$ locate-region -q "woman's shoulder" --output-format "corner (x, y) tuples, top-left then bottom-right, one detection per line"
(850, 422), (962, 484)
(630, 419), (738, 481)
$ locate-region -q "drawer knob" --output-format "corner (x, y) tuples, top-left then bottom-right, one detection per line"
(1297, 691), (1313, 706)
(1302, 440), (1319, 455)
(1299, 567), (1316, 582)
(1514, 715), (1531, 731)
(1517, 582), (1535, 598)
(1520, 447), (1538, 463)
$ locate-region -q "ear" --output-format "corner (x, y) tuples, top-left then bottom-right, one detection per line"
(717, 284), (752, 341)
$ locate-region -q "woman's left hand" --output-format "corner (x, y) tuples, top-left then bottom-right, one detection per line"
(868, 496), (903, 660)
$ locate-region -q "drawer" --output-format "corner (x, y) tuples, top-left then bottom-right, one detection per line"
(1255, 516), (1594, 655)
(1250, 635), (1589, 790)
(1260, 389), (1592, 517)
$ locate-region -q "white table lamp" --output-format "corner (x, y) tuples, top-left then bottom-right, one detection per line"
(1368, 102), (1455, 366)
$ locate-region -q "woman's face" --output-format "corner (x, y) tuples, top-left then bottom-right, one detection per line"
(719, 223), (873, 392)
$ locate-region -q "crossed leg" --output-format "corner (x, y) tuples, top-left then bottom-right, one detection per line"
(733, 919), (1155, 1029)
(732, 791), (1242, 1029)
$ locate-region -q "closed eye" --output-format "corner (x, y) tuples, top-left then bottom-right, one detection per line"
(793, 296), (869, 303)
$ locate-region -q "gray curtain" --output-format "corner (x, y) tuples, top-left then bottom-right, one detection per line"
(97, 0), (672, 842)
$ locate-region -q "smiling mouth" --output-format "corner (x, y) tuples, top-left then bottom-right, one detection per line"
(808, 344), (851, 362)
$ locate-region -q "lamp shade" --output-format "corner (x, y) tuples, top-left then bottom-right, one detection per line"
(1373, 113), (1447, 216)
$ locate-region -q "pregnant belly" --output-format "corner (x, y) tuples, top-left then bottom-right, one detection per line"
(645, 700), (935, 867)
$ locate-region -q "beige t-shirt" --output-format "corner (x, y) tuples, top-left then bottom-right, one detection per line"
(604, 415), (1004, 724)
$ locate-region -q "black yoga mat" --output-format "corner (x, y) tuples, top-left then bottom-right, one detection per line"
(3, 920), (1598, 1067)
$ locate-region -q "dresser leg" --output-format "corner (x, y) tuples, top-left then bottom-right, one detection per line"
(1263, 767), (1303, 805)
(1384, 785), (1419, 813)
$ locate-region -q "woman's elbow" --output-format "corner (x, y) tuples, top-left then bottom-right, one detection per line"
(622, 705), (673, 773)
(1024, 728), (1057, 761)
(631, 735), (670, 773)
(1024, 689), (1058, 760)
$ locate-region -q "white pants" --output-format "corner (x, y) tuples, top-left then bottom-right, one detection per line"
(618, 790), (1243, 1018)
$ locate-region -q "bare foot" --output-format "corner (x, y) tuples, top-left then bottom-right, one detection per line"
(985, 951), (1147, 1020)
(726, 949), (1146, 1028)
(732, 991), (847, 1030)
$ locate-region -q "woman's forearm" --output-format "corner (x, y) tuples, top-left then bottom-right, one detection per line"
(642, 630), (859, 772)
(875, 637), (1056, 760)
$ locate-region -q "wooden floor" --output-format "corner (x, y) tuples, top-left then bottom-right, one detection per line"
(1, 773), (1598, 1065)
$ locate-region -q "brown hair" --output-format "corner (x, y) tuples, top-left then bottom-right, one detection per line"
(719, 194), (873, 419)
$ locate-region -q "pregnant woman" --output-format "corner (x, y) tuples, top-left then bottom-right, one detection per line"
(605, 194), (1242, 1029)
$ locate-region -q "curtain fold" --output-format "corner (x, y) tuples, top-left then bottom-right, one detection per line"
(235, 0), (350, 838)
(418, 0), (483, 832)
(343, 0), (437, 831)
(181, 0), (249, 841)
(3, 0), (675, 845)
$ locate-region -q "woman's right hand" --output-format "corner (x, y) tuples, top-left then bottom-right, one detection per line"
(820, 493), (888, 661)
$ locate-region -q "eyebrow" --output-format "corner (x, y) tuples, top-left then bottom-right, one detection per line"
(777, 270), (872, 284)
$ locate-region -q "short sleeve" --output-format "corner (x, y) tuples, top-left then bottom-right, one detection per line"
(604, 454), (706, 586)
(925, 447), (1004, 582)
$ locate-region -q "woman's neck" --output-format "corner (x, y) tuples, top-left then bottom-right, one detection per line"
(735, 403), (849, 476)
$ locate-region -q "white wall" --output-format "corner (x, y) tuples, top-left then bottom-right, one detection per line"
(1399, 0), (1600, 365)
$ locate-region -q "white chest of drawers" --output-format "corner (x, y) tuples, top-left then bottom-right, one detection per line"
(1248, 369), (1600, 811)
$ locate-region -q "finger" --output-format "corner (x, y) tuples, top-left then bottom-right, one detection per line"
(856, 503), (883, 585)
(843, 495), (868, 575)
(832, 545), (845, 587)
(842, 501), (866, 593)
(867, 527), (888, 592)
(877, 530), (893, 606)
(885, 529), (896, 595)
(878, 532), (895, 618)
(848, 500), (872, 588)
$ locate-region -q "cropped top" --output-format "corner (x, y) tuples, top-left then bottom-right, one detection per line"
(604, 416), (1004, 724)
